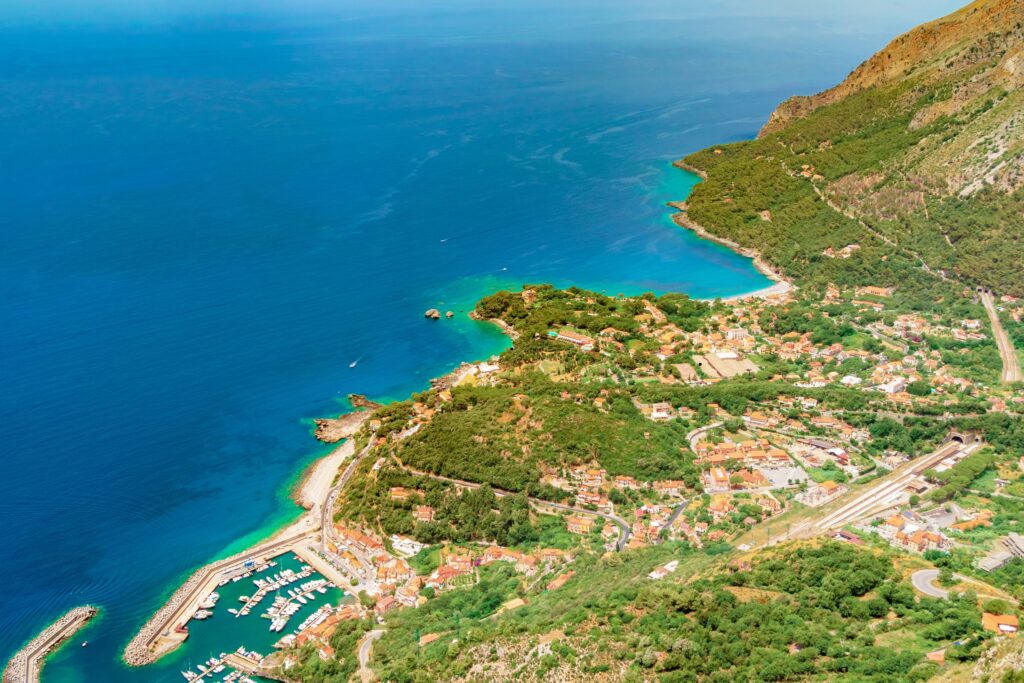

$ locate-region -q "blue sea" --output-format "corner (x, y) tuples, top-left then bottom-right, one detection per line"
(0, 1), (961, 679)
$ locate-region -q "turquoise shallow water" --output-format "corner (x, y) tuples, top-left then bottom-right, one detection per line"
(0, 1), (963, 679)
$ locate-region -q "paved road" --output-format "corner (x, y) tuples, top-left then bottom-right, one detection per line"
(358, 629), (384, 683)
(687, 421), (722, 452)
(661, 502), (688, 539)
(321, 436), (376, 548)
(981, 291), (1022, 383)
(911, 569), (950, 599)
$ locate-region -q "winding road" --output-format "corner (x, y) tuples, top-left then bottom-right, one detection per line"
(911, 569), (957, 599)
(357, 629), (385, 683)
(981, 290), (1022, 383)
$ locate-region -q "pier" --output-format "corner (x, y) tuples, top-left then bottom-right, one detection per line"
(123, 531), (315, 665)
(3, 606), (97, 683)
(123, 418), (374, 667)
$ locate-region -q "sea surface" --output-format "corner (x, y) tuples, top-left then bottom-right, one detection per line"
(0, 1), (962, 679)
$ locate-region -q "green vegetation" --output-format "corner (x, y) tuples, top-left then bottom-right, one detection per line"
(278, 617), (374, 682)
(926, 451), (997, 502)
(394, 379), (697, 487)
(308, 13), (1024, 682)
(368, 543), (991, 682)
(681, 47), (1024, 298)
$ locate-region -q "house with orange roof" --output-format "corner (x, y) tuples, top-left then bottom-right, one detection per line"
(566, 515), (594, 535)
(982, 613), (1018, 636)
(708, 494), (735, 521)
(702, 467), (731, 492)
(546, 571), (575, 591)
(614, 475), (639, 490)
(653, 480), (686, 497)
(389, 486), (411, 501)
(425, 565), (472, 592)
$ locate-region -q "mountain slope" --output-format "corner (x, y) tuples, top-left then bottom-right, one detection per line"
(681, 0), (1024, 296)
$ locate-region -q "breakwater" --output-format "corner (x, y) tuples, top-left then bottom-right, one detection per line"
(122, 531), (314, 665)
(3, 606), (97, 683)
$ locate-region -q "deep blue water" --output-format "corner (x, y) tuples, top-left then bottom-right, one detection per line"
(0, 1), (962, 680)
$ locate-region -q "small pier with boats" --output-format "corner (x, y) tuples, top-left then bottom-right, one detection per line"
(172, 551), (347, 682)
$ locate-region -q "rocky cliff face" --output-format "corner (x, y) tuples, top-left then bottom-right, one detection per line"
(683, 0), (1024, 296)
(760, 0), (1024, 138)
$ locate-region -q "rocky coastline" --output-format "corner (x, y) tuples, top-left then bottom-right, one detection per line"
(672, 159), (708, 180)
(666, 200), (794, 301)
(468, 310), (520, 340)
(314, 395), (381, 444)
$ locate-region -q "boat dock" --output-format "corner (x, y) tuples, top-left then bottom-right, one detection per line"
(3, 606), (97, 683)
(179, 648), (265, 683)
(124, 531), (316, 666)
(233, 565), (313, 618)
(263, 577), (331, 632)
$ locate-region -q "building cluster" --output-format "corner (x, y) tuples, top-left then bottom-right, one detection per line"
(539, 463), (690, 513)
(978, 533), (1024, 572)
(331, 521), (576, 622)
(672, 492), (784, 547)
(855, 504), (1006, 555)
(695, 438), (804, 493)
(788, 438), (858, 476)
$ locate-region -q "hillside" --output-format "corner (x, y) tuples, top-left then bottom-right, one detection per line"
(681, 0), (1024, 296)
(271, 5), (1024, 682)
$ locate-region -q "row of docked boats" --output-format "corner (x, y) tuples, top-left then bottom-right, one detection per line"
(263, 578), (332, 632)
(192, 591), (219, 621)
(180, 648), (263, 682)
(217, 560), (278, 588)
(228, 565), (313, 618)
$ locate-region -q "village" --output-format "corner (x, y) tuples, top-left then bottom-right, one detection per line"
(258, 280), (1024, 676)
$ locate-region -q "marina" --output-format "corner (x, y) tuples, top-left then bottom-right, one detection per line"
(233, 565), (314, 618)
(178, 649), (265, 683)
(168, 552), (347, 681)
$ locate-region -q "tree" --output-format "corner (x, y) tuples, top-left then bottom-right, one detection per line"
(937, 568), (959, 587)
(982, 598), (1011, 615)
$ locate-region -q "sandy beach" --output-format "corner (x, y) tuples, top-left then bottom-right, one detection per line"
(123, 413), (369, 667)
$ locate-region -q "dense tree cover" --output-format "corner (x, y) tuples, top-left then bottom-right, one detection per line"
(926, 451), (997, 502)
(635, 377), (876, 417)
(761, 302), (856, 346)
(394, 377), (697, 489)
(366, 542), (989, 683)
(476, 285), (647, 338)
(861, 416), (948, 457)
(653, 292), (710, 331)
(337, 460), (550, 547)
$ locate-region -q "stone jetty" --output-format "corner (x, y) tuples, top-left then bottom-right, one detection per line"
(123, 531), (312, 666)
(3, 606), (97, 683)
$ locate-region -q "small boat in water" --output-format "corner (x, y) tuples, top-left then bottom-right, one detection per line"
(81, 641), (88, 647)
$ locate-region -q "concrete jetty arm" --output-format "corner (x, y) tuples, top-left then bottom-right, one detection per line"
(122, 530), (314, 665)
(3, 606), (97, 683)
